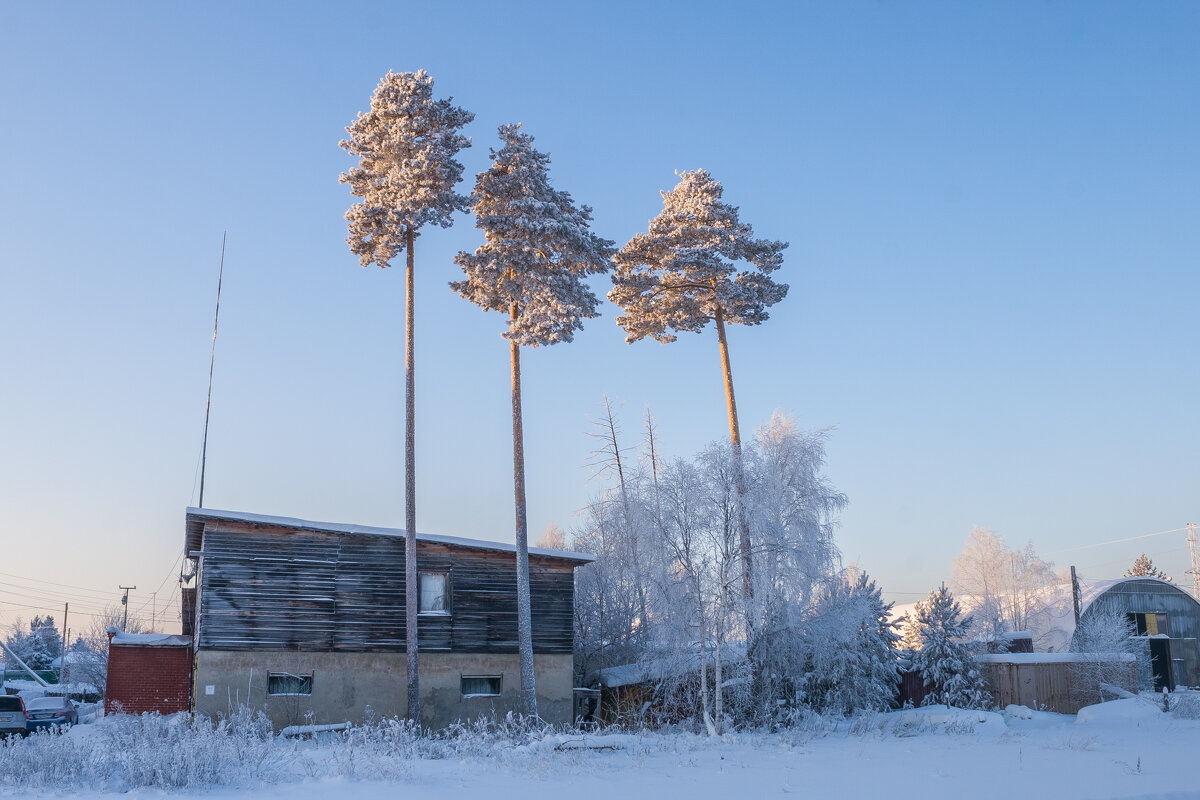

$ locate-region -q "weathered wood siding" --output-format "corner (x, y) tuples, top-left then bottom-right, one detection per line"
(980, 659), (1138, 714)
(197, 524), (576, 654)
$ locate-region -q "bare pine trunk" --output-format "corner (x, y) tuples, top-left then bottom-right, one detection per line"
(404, 227), (420, 723)
(511, 306), (538, 717)
(602, 398), (648, 635)
(714, 305), (752, 601)
(645, 408), (666, 536)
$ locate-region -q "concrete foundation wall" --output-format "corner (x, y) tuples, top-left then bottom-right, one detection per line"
(193, 650), (573, 729)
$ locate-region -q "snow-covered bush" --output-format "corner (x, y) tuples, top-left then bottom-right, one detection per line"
(0, 706), (288, 791)
(1169, 692), (1200, 719)
(797, 570), (899, 716)
(911, 584), (991, 710)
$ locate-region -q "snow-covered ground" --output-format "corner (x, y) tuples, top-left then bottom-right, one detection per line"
(2, 700), (1198, 799)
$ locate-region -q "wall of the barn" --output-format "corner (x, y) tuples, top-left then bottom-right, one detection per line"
(195, 524), (576, 654)
(192, 651), (574, 729)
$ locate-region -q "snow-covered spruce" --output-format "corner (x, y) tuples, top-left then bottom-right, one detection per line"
(453, 123), (614, 716)
(911, 584), (991, 710)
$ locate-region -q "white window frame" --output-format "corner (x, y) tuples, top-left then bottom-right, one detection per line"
(267, 672), (313, 696)
(418, 571), (451, 616)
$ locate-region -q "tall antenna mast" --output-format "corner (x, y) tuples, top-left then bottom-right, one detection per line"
(199, 232), (226, 509)
(1187, 522), (1200, 601)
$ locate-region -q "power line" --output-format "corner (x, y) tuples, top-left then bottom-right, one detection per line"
(0, 571), (127, 599)
(1052, 526), (1188, 555)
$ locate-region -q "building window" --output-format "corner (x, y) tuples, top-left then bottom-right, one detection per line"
(267, 672), (313, 696)
(1127, 612), (1170, 636)
(419, 571), (450, 615)
(461, 675), (502, 697)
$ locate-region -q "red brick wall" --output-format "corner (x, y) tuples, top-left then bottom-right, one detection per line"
(105, 645), (193, 716)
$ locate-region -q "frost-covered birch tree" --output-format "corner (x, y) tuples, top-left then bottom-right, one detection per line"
(340, 70), (473, 722)
(609, 170), (788, 606)
(951, 526), (1059, 645)
(453, 124), (614, 715)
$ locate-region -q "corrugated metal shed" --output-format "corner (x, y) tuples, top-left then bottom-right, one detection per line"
(1074, 578), (1200, 691)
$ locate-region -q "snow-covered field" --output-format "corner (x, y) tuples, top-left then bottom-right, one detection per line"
(2, 700), (1198, 800)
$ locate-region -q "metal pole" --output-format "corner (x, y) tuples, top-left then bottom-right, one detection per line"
(199, 232), (226, 509)
(1187, 523), (1200, 601)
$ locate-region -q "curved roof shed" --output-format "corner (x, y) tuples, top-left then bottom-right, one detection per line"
(1072, 577), (1200, 691)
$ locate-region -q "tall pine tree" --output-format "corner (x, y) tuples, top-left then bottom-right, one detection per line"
(453, 124), (614, 715)
(340, 70), (474, 722)
(609, 170), (787, 607)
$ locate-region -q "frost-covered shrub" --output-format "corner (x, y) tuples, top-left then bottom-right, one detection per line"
(798, 571), (900, 716)
(0, 707), (289, 791)
(1169, 692), (1200, 720)
(1070, 608), (1150, 706)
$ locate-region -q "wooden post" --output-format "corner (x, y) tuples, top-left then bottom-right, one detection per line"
(60, 603), (68, 685)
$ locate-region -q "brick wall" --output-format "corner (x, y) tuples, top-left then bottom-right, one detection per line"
(105, 645), (192, 716)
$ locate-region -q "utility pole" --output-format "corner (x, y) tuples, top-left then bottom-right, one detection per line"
(1187, 523), (1200, 601)
(150, 591), (157, 632)
(119, 586), (136, 631)
(60, 603), (68, 684)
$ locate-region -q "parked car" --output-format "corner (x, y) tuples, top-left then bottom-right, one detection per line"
(0, 695), (27, 737)
(24, 696), (77, 731)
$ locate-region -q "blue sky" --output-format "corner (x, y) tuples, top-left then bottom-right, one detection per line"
(1, 2), (1196, 631)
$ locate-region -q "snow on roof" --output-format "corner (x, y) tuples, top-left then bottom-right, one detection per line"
(108, 631), (192, 647)
(185, 507), (594, 564)
(589, 643), (750, 688)
(977, 652), (1134, 665)
(1035, 576), (1197, 653)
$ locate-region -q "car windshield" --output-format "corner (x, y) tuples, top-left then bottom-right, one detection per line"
(0, 697), (22, 712)
(25, 698), (65, 710)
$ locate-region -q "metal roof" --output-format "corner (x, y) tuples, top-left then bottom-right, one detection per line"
(184, 507), (594, 564)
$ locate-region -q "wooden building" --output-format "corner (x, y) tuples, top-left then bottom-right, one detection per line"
(1072, 577), (1200, 692)
(977, 653), (1138, 714)
(182, 508), (592, 729)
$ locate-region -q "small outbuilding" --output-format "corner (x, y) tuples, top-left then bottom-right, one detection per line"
(104, 631), (193, 716)
(1071, 577), (1200, 691)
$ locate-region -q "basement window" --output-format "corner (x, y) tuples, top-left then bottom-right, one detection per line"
(267, 672), (313, 696)
(419, 571), (450, 615)
(461, 675), (502, 697)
